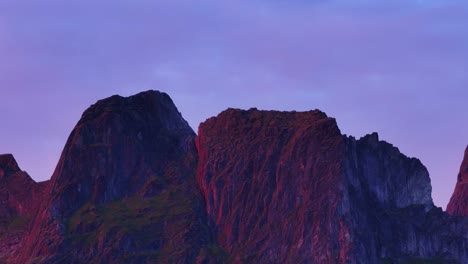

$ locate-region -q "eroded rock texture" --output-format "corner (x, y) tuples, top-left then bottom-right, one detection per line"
(0, 154), (49, 261)
(345, 134), (467, 263)
(447, 146), (468, 217)
(3, 91), (467, 263)
(196, 108), (349, 263)
(196, 108), (468, 263)
(14, 91), (221, 264)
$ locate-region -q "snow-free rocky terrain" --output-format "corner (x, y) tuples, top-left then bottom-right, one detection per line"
(1, 91), (466, 263)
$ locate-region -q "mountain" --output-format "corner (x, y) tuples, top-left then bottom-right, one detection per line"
(13, 91), (223, 263)
(447, 146), (468, 216)
(196, 108), (467, 263)
(0, 154), (49, 260)
(1, 90), (466, 263)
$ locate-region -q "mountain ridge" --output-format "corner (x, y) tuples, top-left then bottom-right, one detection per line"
(0, 90), (466, 263)
(447, 146), (468, 216)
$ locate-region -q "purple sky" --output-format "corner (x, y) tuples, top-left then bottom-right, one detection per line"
(0, 0), (467, 208)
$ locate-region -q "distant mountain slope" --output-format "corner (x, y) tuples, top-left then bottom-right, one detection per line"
(447, 146), (468, 216)
(0, 154), (49, 261)
(196, 108), (467, 263)
(13, 91), (222, 264)
(1, 90), (465, 263)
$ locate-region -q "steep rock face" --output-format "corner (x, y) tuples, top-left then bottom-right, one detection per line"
(5, 91), (467, 263)
(447, 146), (468, 216)
(345, 135), (467, 263)
(196, 108), (468, 263)
(196, 108), (353, 263)
(15, 91), (220, 263)
(348, 133), (433, 209)
(0, 154), (49, 260)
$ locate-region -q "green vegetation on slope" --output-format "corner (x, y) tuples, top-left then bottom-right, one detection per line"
(65, 188), (230, 263)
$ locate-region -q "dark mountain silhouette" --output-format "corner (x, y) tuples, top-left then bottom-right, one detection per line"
(0, 91), (466, 263)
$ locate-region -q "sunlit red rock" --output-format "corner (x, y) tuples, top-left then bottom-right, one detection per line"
(447, 146), (468, 216)
(197, 108), (467, 263)
(196, 108), (350, 263)
(14, 91), (220, 263)
(3, 91), (467, 263)
(0, 154), (49, 261)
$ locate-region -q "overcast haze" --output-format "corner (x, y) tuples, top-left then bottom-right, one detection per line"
(0, 0), (467, 208)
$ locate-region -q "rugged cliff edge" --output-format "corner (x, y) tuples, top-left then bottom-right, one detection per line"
(447, 146), (468, 217)
(344, 134), (467, 263)
(2, 90), (467, 263)
(196, 108), (350, 263)
(196, 108), (467, 263)
(0, 154), (49, 261)
(13, 91), (222, 263)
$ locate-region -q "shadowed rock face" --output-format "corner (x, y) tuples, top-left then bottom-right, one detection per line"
(447, 146), (468, 216)
(14, 91), (221, 264)
(196, 108), (467, 263)
(344, 135), (467, 263)
(4, 91), (467, 263)
(0, 154), (49, 260)
(348, 133), (433, 209)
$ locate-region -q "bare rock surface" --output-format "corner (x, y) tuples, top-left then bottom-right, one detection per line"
(447, 146), (468, 217)
(196, 108), (350, 263)
(3, 91), (467, 263)
(14, 91), (221, 264)
(196, 108), (467, 263)
(0, 154), (49, 261)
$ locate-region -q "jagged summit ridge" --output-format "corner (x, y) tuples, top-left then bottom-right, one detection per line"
(447, 146), (468, 216)
(0, 154), (21, 177)
(14, 90), (217, 263)
(1, 90), (465, 263)
(196, 107), (456, 263)
(0, 154), (50, 260)
(458, 145), (468, 182)
(80, 90), (191, 131)
(197, 107), (347, 263)
(348, 131), (434, 209)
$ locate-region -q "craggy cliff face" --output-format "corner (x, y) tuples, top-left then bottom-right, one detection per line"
(344, 135), (466, 262)
(447, 146), (468, 216)
(14, 91), (220, 263)
(196, 108), (466, 263)
(2, 91), (467, 263)
(0, 155), (49, 260)
(196, 108), (349, 263)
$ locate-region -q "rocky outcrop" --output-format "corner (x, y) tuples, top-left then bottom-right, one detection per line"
(196, 108), (350, 263)
(345, 134), (467, 263)
(196, 108), (468, 263)
(14, 91), (221, 264)
(0, 154), (49, 261)
(447, 146), (468, 216)
(4, 91), (467, 263)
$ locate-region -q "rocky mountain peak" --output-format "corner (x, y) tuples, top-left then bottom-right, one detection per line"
(447, 145), (468, 216)
(51, 90), (196, 209)
(350, 132), (433, 209)
(0, 154), (21, 178)
(196, 108), (349, 263)
(459, 145), (468, 182)
(3, 91), (467, 263)
(358, 132), (379, 146)
(14, 90), (216, 263)
(0, 154), (50, 260)
(80, 90), (190, 132)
